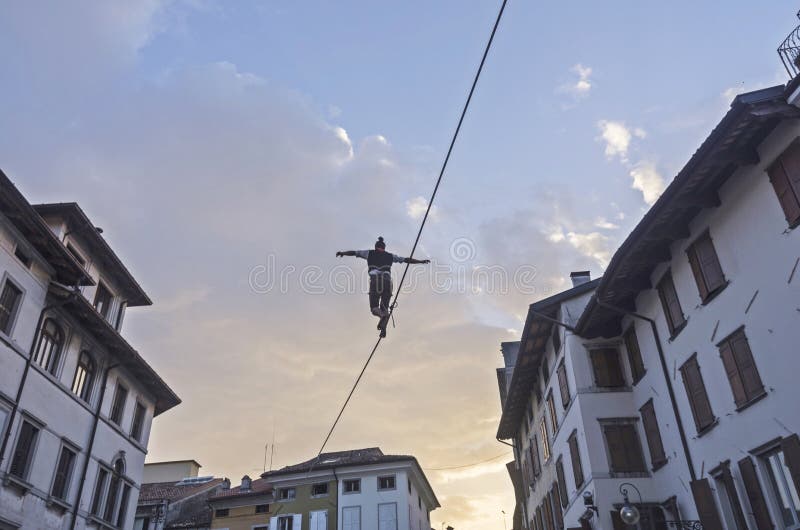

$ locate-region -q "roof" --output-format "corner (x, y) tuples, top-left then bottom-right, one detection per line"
(497, 278), (600, 439)
(209, 477), (272, 501)
(33, 202), (151, 306)
(145, 459), (202, 467)
(576, 84), (800, 338)
(138, 477), (224, 503)
(49, 284), (180, 415)
(0, 171), (92, 287)
(261, 447), (415, 478)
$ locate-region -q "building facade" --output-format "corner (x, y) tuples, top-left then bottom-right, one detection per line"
(208, 476), (274, 530)
(0, 174), (180, 530)
(215, 447), (440, 530)
(497, 81), (800, 530)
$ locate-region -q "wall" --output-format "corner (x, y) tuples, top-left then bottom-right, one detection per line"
(142, 461), (201, 484)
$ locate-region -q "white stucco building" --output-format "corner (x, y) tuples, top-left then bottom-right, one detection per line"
(0, 173), (180, 530)
(497, 81), (800, 530)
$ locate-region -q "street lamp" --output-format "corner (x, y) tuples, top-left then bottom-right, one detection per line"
(619, 483), (643, 526)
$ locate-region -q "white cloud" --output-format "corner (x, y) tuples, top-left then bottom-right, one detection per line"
(405, 196), (438, 220)
(597, 120), (631, 161)
(629, 161), (666, 205)
(557, 63), (593, 102)
(566, 231), (612, 266)
(332, 126), (354, 161)
(594, 217), (619, 230)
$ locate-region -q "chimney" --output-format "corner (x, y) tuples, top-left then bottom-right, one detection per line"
(221, 478), (230, 490)
(570, 271), (591, 287)
(241, 475), (251, 491)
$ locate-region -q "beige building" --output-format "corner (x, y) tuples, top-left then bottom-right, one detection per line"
(208, 476), (274, 530)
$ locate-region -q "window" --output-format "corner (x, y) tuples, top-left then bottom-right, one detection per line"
(657, 273), (686, 336)
(379, 503), (398, 530)
(343, 479), (360, 494)
(418, 495), (421, 509)
(639, 400), (667, 470)
(540, 419), (551, 461)
(531, 439), (541, 477)
(9, 420), (40, 480)
(555, 457), (568, 508)
(130, 402), (146, 442)
(312, 482), (329, 496)
(546, 392), (557, 433)
(378, 475), (396, 491)
(117, 484), (131, 527)
(567, 430), (584, 488)
(342, 506), (361, 530)
(0, 279), (22, 335)
(551, 325), (561, 354)
(66, 243), (86, 267)
(93, 282), (113, 319)
(115, 301), (127, 331)
(718, 329), (765, 409)
(71, 351), (95, 403)
(278, 515), (297, 530)
(91, 468), (109, 515)
(109, 383), (128, 425)
(680, 356), (715, 433)
(713, 463), (748, 530)
(277, 487), (296, 500)
(687, 232), (726, 302)
(590, 347), (625, 388)
(557, 362), (570, 408)
(255, 504), (270, 513)
(738, 456), (774, 530)
(541, 356), (550, 383)
(624, 326), (646, 384)
(767, 141), (800, 228)
(14, 246), (31, 268)
(601, 421), (647, 474)
(763, 449), (800, 528)
(103, 459), (125, 522)
(51, 445), (77, 500)
(33, 318), (64, 375)
(551, 484), (564, 530)
(407, 477), (411, 493)
(215, 508), (229, 517)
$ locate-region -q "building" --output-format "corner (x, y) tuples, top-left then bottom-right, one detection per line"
(208, 476), (274, 530)
(497, 58), (800, 530)
(209, 447), (439, 530)
(0, 172), (181, 530)
(135, 460), (226, 530)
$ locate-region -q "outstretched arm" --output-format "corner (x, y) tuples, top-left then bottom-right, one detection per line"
(336, 250), (357, 257)
(402, 257), (430, 264)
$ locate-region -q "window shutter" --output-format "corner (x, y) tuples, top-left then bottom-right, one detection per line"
(604, 425), (627, 472)
(780, 434), (800, 496)
(658, 275), (685, 334)
(532, 438), (541, 476)
(568, 432), (584, 488)
(551, 483), (564, 530)
(556, 459), (568, 507)
(557, 363), (570, 408)
(769, 148), (800, 226)
(293, 514), (302, 530)
(269, 517), (278, 530)
(696, 235), (725, 293)
(719, 340), (747, 407)
(687, 244), (709, 300)
(690, 478), (724, 530)
(610, 510), (626, 530)
(721, 464), (749, 530)
(536, 506), (544, 530)
(640, 400), (666, 467)
(738, 456), (774, 530)
(624, 327), (646, 383)
(592, 349), (624, 388)
(730, 332), (764, 401)
(680, 358), (715, 432)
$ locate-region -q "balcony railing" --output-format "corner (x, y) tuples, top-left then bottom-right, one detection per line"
(665, 520), (703, 530)
(778, 11), (800, 77)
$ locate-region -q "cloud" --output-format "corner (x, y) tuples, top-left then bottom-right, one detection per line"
(566, 231), (612, 266)
(629, 161), (666, 205)
(557, 63), (593, 105)
(596, 120), (646, 162)
(405, 196), (439, 221)
(594, 217), (619, 230)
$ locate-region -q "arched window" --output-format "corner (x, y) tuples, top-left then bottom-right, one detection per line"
(71, 351), (95, 402)
(33, 318), (64, 375)
(103, 457), (127, 522)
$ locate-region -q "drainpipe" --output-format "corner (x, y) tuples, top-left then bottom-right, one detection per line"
(0, 289), (77, 469)
(69, 362), (119, 530)
(595, 299), (697, 481)
(332, 468), (338, 530)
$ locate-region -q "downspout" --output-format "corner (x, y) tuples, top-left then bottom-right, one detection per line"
(69, 362), (119, 530)
(595, 299), (697, 481)
(0, 289), (77, 469)
(332, 468), (338, 530)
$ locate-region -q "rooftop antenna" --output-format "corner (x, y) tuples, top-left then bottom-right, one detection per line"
(263, 443), (268, 473)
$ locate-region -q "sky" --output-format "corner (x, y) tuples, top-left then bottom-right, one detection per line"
(0, 2), (796, 528)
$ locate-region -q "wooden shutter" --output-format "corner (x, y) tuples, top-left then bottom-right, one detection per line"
(624, 327), (646, 383)
(690, 478), (724, 530)
(657, 274), (685, 334)
(536, 506), (544, 530)
(542, 494), (554, 530)
(720, 464), (749, 530)
(696, 234), (725, 293)
(738, 457), (774, 530)
(610, 510), (626, 530)
(603, 424), (646, 473)
(688, 243), (710, 300)
(568, 431), (584, 488)
(52, 446), (75, 499)
(730, 331), (764, 401)
(551, 483), (564, 530)
(680, 357), (715, 432)
(719, 339), (747, 407)
(556, 458), (569, 508)
(640, 400), (667, 467)
(557, 363), (570, 408)
(768, 146), (800, 226)
(552, 326), (562, 354)
(532, 437), (541, 477)
(592, 348), (624, 388)
(781, 434), (800, 496)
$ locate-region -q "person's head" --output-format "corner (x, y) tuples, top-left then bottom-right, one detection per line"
(374, 236), (386, 251)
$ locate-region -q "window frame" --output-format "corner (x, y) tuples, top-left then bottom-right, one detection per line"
(546, 391), (557, 434)
(589, 346), (626, 388)
(130, 401), (147, 442)
(623, 325), (646, 385)
(311, 482), (329, 497)
(557, 361), (570, 409)
(215, 508), (230, 518)
(377, 475), (396, 491)
(109, 381), (128, 426)
(343, 479), (361, 494)
(599, 418), (648, 476)
(0, 274), (24, 338)
(33, 317), (66, 376)
(71, 350), (96, 404)
(9, 416), (42, 482)
(680, 354), (717, 435)
(686, 231), (727, 303)
(277, 487), (296, 501)
(255, 503), (270, 514)
(639, 400), (667, 471)
(567, 430), (584, 489)
(93, 281), (114, 320)
(767, 140), (800, 228)
(540, 419), (551, 462)
(50, 441), (79, 502)
(717, 327), (766, 411)
(656, 272), (687, 338)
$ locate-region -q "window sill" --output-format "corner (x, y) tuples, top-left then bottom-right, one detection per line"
(668, 320), (689, 342)
(651, 459), (668, 473)
(631, 371), (647, 387)
(700, 281), (730, 306)
(3, 474), (32, 495)
(735, 391), (768, 413)
(87, 515), (117, 529)
(608, 471), (650, 479)
(695, 418), (719, 438)
(46, 496), (72, 513)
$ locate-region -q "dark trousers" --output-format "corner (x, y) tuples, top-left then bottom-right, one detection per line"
(369, 274), (392, 313)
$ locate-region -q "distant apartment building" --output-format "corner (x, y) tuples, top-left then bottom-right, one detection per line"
(0, 172), (180, 530)
(497, 81), (800, 530)
(135, 460), (226, 530)
(209, 448), (439, 530)
(208, 475), (273, 530)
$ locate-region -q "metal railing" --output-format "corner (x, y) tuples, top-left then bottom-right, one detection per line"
(778, 10), (800, 77)
(665, 520), (703, 530)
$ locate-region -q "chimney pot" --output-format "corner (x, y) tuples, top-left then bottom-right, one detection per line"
(570, 271), (591, 287)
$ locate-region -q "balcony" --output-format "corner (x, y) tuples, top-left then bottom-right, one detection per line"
(778, 11), (800, 76)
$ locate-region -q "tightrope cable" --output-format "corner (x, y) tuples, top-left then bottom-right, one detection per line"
(312, 0), (509, 466)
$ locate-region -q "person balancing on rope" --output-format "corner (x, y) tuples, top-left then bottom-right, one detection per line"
(336, 237), (430, 337)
